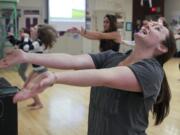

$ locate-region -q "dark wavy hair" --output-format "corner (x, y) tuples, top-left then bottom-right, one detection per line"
(104, 14), (117, 32)
(153, 21), (177, 125)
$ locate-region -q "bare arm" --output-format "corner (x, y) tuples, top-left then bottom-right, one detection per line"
(0, 49), (95, 70)
(13, 65), (141, 103)
(83, 30), (121, 42)
(53, 66), (141, 92)
(25, 52), (95, 69)
(67, 27), (121, 43)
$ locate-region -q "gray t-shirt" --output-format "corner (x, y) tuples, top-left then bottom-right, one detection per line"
(88, 50), (164, 135)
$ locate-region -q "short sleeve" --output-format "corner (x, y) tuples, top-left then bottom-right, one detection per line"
(89, 50), (116, 69)
(128, 59), (164, 101)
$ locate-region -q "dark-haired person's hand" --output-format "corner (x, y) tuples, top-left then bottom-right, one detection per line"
(0, 49), (25, 68)
(67, 27), (80, 34)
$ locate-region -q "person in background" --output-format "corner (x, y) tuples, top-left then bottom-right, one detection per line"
(174, 28), (180, 40)
(7, 24), (58, 109)
(7, 27), (30, 82)
(67, 14), (121, 52)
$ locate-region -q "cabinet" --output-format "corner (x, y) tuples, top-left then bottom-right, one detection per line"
(0, 78), (18, 135)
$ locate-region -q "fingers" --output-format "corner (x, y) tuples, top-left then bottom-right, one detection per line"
(13, 72), (55, 103)
(13, 89), (34, 103)
(39, 77), (53, 88)
(67, 27), (79, 33)
(0, 49), (24, 68)
(13, 85), (47, 104)
(80, 27), (85, 32)
(31, 74), (51, 93)
(28, 73), (53, 92)
(13, 83), (42, 103)
(40, 72), (56, 87)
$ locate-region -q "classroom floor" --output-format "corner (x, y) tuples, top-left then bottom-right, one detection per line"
(0, 58), (179, 135)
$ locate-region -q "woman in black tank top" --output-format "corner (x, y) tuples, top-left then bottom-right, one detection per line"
(99, 39), (120, 52)
(67, 14), (121, 52)
(99, 14), (120, 52)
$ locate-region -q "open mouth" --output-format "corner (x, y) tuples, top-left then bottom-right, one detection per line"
(140, 29), (149, 35)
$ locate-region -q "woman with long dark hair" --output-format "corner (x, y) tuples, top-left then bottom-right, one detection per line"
(0, 21), (176, 134)
(67, 14), (121, 52)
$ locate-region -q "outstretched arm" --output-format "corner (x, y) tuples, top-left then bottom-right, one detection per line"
(34, 67), (141, 93)
(13, 66), (141, 103)
(67, 27), (121, 42)
(53, 66), (141, 91)
(0, 49), (95, 70)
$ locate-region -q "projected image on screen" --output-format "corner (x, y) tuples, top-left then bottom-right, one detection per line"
(48, 0), (86, 31)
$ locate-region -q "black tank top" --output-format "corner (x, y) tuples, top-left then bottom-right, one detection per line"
(99, 39), (120, 52)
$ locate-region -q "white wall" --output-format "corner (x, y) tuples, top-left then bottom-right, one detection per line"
(51, 34), (83, 54)
(17, 0), (46, 28)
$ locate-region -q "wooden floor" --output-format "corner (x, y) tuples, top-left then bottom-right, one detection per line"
(0, 58), (180, 135)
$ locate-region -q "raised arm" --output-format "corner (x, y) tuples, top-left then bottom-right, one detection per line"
(67, 27), (121, 42)
(0, 49), (95, 70)
(7, 33), (21, 46)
